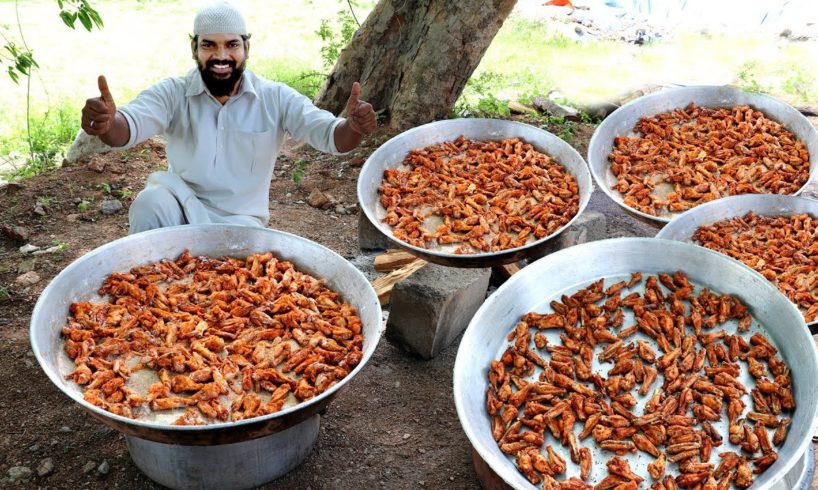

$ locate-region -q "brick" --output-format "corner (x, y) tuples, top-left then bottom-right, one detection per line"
(386, 264), (490, 359)
(358, 212), (394, 251)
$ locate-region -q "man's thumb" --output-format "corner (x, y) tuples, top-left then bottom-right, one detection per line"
(98, 75), (115, 106)
(347, 82), (361, 108)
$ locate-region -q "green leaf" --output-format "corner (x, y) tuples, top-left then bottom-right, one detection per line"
(7, 65), (18, 84)
(77, 10), (92, 31)
(88, 9), (104, 29)
(59, 11), (77, 29)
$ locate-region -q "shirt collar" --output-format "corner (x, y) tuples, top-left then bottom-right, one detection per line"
(185, 68), (258, 100)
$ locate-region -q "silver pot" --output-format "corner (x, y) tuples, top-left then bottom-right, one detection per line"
(30, 225), (383, 489)
(656, 194), (818, 332)
(587, 85), (818, 223)
(357, 118), (594, 267)
(454, 237), (818, 489)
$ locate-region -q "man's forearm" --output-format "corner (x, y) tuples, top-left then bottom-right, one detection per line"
(99, 112), (131, 148)
(333, 119), (363, 153)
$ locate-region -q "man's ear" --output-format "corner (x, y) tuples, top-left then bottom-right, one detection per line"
(244, 40), (250, 60)
(191, 40), (197, 60)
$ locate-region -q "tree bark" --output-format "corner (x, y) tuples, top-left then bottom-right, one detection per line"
(314, 0), (517, 130)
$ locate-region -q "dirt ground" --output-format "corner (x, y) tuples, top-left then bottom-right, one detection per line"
(1, 117), (817, 489)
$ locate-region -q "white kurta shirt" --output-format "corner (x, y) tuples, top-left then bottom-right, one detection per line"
(118, 68), (344, 225)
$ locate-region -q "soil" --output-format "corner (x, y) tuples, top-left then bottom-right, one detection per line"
(1, 116), (817, 489)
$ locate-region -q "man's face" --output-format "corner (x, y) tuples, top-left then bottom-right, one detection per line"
(193, 33), (249, 97)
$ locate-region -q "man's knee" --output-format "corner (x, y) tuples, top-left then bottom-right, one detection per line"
(128, 187), (185, 234)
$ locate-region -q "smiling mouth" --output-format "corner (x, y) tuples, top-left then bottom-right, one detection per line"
(209, 63), (233, 76)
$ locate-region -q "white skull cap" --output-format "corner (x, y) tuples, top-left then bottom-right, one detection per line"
(193, 1), (247, 36)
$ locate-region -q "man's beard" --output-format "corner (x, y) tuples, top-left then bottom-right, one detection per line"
(198, 59), (245, 97)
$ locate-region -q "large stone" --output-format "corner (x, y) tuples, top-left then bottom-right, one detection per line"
(1, 224), (29, 242)
(101, 199), (123, 215)
(358, 212), (393, 251)
(386, 264), (490, 359)
(306, 189), (331, 210)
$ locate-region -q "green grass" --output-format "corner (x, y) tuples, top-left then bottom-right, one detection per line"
(2, 1), (818, 179)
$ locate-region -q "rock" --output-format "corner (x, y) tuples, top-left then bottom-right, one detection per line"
(7, 466), (32, 483)
(64, 129), (113, 164)
(386, 265), (491, 359)
(28, 444), (40, 452)
(307, 189), (331, 210)
(334, 204), (345, 214)
(82, 461), (97, 474)
(358, 213), (393, 251)
(1, 224), (30, 242)
(37, 458), (54, 477)
(19, 244), (41, 254)
(32, 245), (63, 256)
(0, 181), (23, 193)
(14, 271), (41, 288)
(100, 199), (123, 215)
(531, 96), (580, 121)
(97, 460), (110, 475)
(17, 258), (36, 273)
(59, 425), (73, 433)
(348, 156), (366, 167)
(87, 155), (106, 173)
(66, 213), (81, 222)
(33, 204), (46, 216)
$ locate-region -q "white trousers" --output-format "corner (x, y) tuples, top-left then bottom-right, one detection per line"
(128, 171), (264, 235)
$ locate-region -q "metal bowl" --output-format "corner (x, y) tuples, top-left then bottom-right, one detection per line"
(30, 224), (383, 446)
(656, 193), (818, 332)
(357, 118), (594, 267)
(453, 237), (818, 489)
(587, 85), (818, 223)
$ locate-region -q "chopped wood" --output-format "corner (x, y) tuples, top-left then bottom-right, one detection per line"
(374, 249), (419, 272)
(498, 262), (522, 278)
(371, 258), (427, 305)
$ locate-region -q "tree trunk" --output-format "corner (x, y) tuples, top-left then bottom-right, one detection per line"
(314, 0), (517, 130)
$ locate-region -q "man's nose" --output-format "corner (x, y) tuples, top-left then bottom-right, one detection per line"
(215, 45), (229, 58)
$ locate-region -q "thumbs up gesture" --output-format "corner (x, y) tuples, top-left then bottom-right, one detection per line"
(343, 82), (376, 135)
(82, 75), (117, 136)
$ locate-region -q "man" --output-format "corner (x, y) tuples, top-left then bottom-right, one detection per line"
(81, 1), (376, 234)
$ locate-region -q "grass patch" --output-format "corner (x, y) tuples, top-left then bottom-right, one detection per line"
(1, 100), (80, 179)
(252, 58), (326, 100)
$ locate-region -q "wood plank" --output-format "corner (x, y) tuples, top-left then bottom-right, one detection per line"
(371, 258), (427, 305)
(374, 249), (418, 272)
(497, 262), (522, 278)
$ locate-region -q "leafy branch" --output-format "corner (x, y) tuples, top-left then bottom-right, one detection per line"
(1, 0), (103, 171)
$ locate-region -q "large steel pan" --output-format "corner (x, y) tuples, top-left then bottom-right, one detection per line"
(30, 224), (383, 446)
(357, 118), (594, 267)
(587, 85), (818, 223)
(656, 194), (818, 333)
(454, 237), (818, 489)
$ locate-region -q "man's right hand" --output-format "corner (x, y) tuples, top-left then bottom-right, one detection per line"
(82, 75), (117, 136)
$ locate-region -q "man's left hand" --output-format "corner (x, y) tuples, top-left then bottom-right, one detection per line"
(344, 82), (376, 135)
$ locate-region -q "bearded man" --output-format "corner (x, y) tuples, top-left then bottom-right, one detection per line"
(80, 1), (376, 234)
